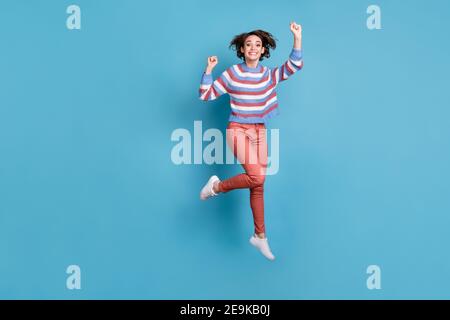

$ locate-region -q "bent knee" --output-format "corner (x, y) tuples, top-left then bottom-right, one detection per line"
(248, 174), (265, 188)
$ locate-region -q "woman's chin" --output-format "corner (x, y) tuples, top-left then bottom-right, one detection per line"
(246, 56), (260, 63)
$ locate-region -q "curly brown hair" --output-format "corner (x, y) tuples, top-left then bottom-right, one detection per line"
(229, 30), (277, 61)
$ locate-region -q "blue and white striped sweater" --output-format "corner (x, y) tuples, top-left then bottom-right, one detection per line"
(199, 48), (303, 124)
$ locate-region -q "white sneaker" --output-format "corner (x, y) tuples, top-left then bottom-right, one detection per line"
(249, 234), (275, 261)
(200, 175), (220, 200)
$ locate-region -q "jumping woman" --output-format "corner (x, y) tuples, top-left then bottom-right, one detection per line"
(198, 22), (303, 260)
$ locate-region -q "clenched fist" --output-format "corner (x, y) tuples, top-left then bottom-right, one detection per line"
(205, 56), (218, 74)
(290, 21), (302, 38)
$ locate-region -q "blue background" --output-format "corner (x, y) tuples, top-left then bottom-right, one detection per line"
(1, 0), (449, 299)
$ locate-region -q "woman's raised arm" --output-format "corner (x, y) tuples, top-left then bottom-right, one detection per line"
(199, 56), (230, 101)
(272, 22), (304, 85)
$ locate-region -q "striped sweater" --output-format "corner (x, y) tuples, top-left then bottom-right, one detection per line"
(199, 48), (303, 124)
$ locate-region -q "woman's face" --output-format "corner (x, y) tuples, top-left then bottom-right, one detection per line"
(240, 35), (265, 63)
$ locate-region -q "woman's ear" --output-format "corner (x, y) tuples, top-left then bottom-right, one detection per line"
(240, 46), (244, 54)
(262, 47), (265, 54)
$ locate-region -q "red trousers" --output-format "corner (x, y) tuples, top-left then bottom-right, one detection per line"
(218, 121), (268, 234)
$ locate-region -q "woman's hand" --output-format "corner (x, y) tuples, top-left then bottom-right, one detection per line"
(290, 21), (302, 38)
(205, 56), (218, 74)
(290, 22), (302, 49)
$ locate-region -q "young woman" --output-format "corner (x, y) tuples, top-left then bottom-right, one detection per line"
(198, 22), (303, 260)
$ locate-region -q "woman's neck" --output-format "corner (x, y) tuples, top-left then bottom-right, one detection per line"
(245, 60), (259, 69)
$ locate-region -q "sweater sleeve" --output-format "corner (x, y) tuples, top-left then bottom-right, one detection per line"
(198, 70), (229, 101)
(271, 48), (303, 86)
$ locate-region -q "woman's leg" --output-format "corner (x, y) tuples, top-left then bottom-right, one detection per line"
(216, 122), (268, 236)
